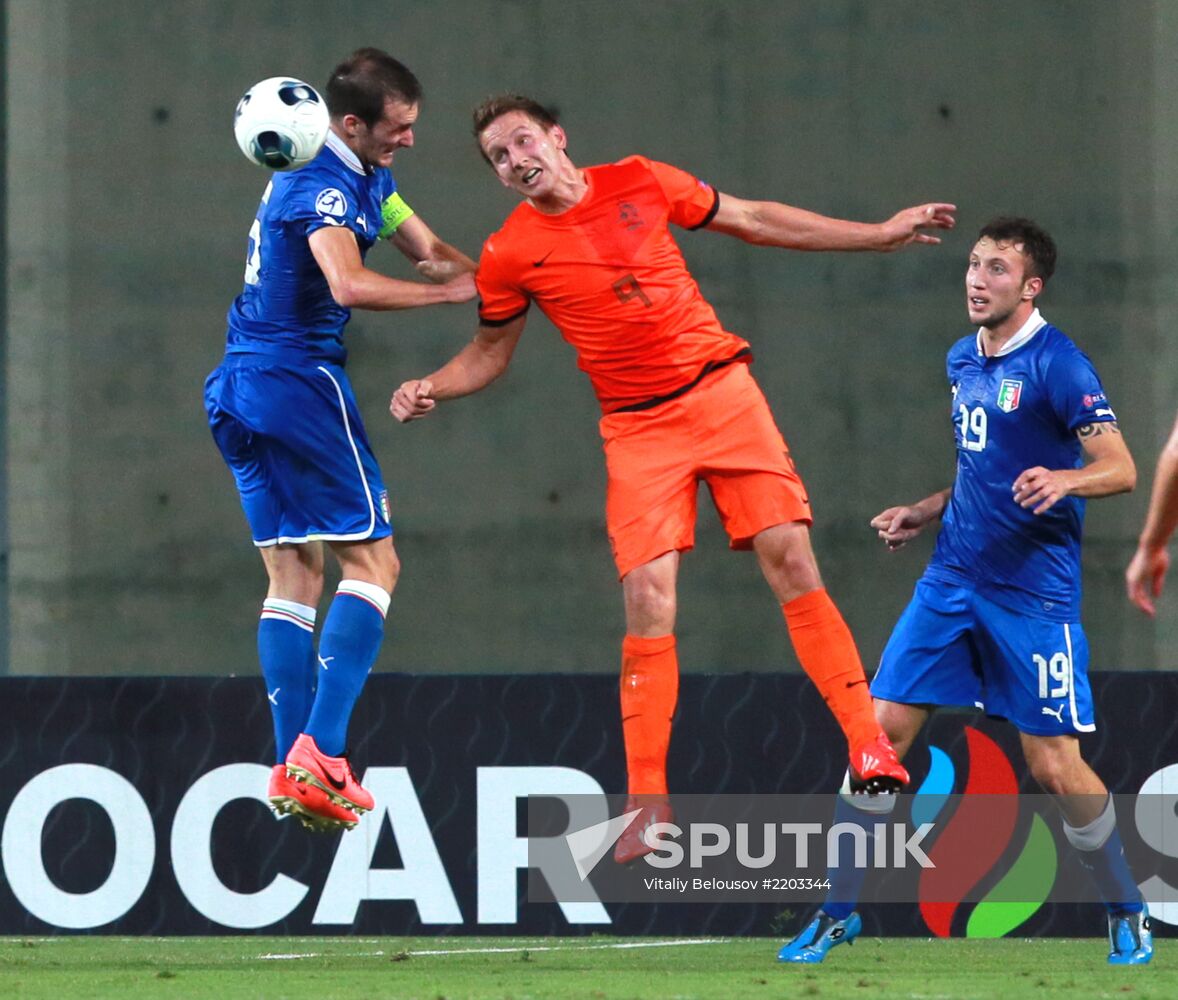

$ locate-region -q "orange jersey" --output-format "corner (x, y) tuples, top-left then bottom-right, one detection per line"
(476, 155), (751, 413)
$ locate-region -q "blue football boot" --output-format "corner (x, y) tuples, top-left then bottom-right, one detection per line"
(1107, 904), (1153, 965)
(777, 910), (862, 964)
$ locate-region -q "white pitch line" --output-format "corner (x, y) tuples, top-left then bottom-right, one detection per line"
(257, 938), (728, 961)
(259, 953), (328, 960)
(410, 938), (728, 956)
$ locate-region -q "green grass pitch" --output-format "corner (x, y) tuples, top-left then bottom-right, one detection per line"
(0, 935), (1169, 999)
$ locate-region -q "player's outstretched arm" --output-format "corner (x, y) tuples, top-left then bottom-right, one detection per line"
(870, 488), (952, 550)
(1013, 422), (1136, 516)
(309, 226), (475, 310)
(705, 194), (956, 252)
(388, 214), (479, 283)
(1126, 412), (1178, 616)
(390, 313), (527, 423)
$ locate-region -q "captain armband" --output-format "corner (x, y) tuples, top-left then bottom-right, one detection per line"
(378, 192), (416, 238)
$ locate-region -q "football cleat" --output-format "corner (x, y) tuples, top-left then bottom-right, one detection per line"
(1107, 905), (1153, 965)
(613, 795), (674, 865)
(777, 910), (862, 964)
(848, 733), (909, 794)
(284, 734), (375, 813)
(267, 764), (358, 833)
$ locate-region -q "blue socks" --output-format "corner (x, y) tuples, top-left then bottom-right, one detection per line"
(261, 580), (391, 762)
(1063, 794), (1143, 915)
(258, 599), (317, 763)
(822, 772), (898, 920)
(304, 579), (390, 757)
(818, 780), (1141, 920)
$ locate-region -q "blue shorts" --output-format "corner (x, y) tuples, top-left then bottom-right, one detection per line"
(871, 579), (1094, 736)
(204, 359), (392, 546)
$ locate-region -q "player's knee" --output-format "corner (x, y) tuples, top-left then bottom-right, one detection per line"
(1029, 760), (1069, 796)
(1024, 743), (1074, 795)
(623, 578), (677, 633)
(778, 551), (822, 592)
(755, 526), (822, 600)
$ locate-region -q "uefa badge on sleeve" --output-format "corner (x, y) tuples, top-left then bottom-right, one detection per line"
(315, 188), (348, 224)
(996, 379), (1023, 413)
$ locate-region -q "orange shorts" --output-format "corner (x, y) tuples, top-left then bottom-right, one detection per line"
(598, 362), (812, 579)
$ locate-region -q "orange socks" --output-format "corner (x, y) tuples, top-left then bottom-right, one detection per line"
(620, 634), (679, 795)
(782, 588), (881, 751)
(620, 593), (874, 790)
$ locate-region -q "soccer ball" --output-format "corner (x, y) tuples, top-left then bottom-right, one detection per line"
(233, 77), (330, 171)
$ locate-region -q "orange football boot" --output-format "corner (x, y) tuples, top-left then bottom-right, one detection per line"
(848, 733), (909, 794)
(284, 734), (375, 813)
(268, 764), (358, 832)
(613, 795), (675, 865)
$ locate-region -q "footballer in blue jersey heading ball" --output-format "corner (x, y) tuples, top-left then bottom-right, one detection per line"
(224, 130), (412, 366)
(208, 47), (477, 836)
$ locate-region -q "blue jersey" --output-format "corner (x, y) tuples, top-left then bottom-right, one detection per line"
(925, 310), (1117, 620)
(224, 130), (414, 365)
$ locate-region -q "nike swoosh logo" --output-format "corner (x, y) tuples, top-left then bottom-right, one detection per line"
(324, 770), (348, 791)
(846, 680), (867, 689)
(532, 251), (553, 267)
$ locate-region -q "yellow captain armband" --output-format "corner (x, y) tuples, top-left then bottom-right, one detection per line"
(378, 192), (415, 238)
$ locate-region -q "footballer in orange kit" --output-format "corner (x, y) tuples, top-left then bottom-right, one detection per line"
(391, 95), (955, 862)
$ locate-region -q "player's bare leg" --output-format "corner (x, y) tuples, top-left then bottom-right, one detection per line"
(286, 536), (400, 819)
(622, 548), (679, 636)
(331, 534), (401, 594)
(873, 699), (929, 761)
(752, 521), (823, 603)
(613, 551), (680, 863)
(1022, 732), (1151, 964)
(753, 522), (908, 792)
(1020, 733), (1106, 820)
(260, 540), (327, 606)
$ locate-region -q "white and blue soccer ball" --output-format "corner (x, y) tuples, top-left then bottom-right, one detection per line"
(233, 77), (330, 171)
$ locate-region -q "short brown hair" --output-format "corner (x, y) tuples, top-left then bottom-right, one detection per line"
(326, 48), (422, 127)
(472, 95), (559, 162)
(977, 216), (1057, 283)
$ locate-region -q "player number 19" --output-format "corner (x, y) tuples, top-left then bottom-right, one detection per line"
(957, 404), (987, 452)
(1034, 652), (1070, 699)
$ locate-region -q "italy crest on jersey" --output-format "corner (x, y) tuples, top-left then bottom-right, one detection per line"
(996, 379), (1023, 412)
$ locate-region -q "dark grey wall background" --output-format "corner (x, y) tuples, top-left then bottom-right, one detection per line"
(6, 0), (1177, 677)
